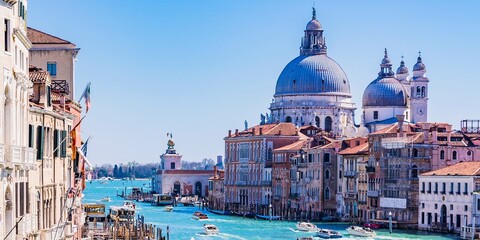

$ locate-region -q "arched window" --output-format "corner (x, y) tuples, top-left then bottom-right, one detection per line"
(267, 147), (273, 161)
(412, 165), (418, 179)
(440, 150), (445, 160)
(416, 86), (421, 97)
(413, 148), (418, 158)
(285, 116), (292, 123)
(325, 170), (330, 180)
(324, 116), (332, 132)
(324, 187), (330, 200)
(453, 151), (457, 160)
(315, 116), (320, 128)
(421, 86), (426, 97)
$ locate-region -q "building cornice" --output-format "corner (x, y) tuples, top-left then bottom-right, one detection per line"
(13, 28), (32, 50)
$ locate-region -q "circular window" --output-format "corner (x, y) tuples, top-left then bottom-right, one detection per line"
(468, 151), (472, 156)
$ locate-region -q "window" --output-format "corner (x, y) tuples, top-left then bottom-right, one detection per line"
(428, 182), (432, 193)
(457, 183), (461, 194)
(324, 187), (330, 200)
(60, 131), (67, 157)
(412, 165), (418, 178)
(47, 86), (52, 107)
(53, 129), (59, 157)
(47, 62), (57, 76)
(324, 116), (332, 132)
(453, 151), (457, 160)
(28, 125), (34, 148)
(421, 182), (425, 193)
(36, 126), (44, 160)
(4, 19), (11, 52)
(450, 204), (453, 210)
(442, 182), (446, 194)
(434, 182), (438, 194)
(315, 116), (320, 128)
(373, 111), (378, 120)
(285, 116), (292, 123)
(308, 154), (313, 163)
(478, 199), (480, 211)
(421, 86), (426, 97)
(422, 203), (425, 208)
(170, 162), (175, 169)
(450, 182), (454, 194)
(465, 205), (468, 211)
(325, 170), (330, 180)
(421, 212), (425, 224)
(413, 148), (418, 157)
(339, 170), (342, 178)
(434, 204), (438, 209)
(456, 215), (461, 228)
(440, 150), (445, 160)
(324, 153), (330, 163)
(464, 183), (468, 195)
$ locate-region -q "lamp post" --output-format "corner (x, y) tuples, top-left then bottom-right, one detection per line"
(269, 204), (273, 222)
(389, 211), (393, 234)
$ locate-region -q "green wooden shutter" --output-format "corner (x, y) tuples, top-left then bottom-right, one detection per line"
(53, 129), (59, 157)
(60, 131), (67, 158)
(36, 126), (44, 160)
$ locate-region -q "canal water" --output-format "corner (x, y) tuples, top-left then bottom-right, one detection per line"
(83, 179), (457, 240)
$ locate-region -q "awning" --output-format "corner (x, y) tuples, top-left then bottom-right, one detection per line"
(77, 147), (93, 171)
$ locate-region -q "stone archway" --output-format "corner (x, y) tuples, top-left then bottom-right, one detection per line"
(173, 181), (181, 196)
(4, 185), (14, 240)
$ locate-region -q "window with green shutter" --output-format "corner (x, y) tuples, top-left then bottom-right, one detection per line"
(36, 126), (44, 160)
(60, 131), (67, 158)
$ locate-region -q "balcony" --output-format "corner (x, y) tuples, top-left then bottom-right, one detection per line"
(345, 192), (357, 199)
(344, 170), (359, 178)
(51, 80), (70, 94)
(297, 162), (307, 168)
(366, 166), (375, 173)
(367, 190), (379, 197)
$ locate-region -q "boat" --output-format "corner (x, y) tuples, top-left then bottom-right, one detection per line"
(297, 237), (314, 240)
(152, 194), (174, 206)
(363, 222), (382, 229)
(317, 228), (343, 239)
(203, 224), (219, 235)
(164, 205), (174, 212)
(123, 200), (136, 209)
(109, 206), (136, 222)
(346, 225), (376, 237)
(83, 203), (107, 222)
(101, 197), (111, 202)
(207, 208), (232, 215)
(192, 211), (209, 220)
(255, 214), (281, 221)
(296, 222), (319, 232)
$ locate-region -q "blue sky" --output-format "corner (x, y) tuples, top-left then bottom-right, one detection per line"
(28, 1), (480, 165)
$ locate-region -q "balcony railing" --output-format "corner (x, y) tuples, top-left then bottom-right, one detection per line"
(345, 192), (357, 199)
(261, 181), (272, 186)
(51, 80), (70, 94)
(344, 170), (359, 178)
(367, 190), (379, 197)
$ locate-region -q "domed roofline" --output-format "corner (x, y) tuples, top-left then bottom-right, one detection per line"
(413, 51), (426, 72)
(396, 55), (409, 75)
(379, 48), (394, 77)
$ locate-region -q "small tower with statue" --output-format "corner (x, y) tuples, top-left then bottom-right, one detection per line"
(160, 134), (183, 170)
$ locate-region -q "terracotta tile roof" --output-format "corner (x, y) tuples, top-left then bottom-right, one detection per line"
(27, 27), (73, 45)
(228, 122), (298, 138)
(339, 142), (369, 155)
(421, 162), (480, 176)
(29, 70), (49, 83)
(275, 139), (307, 151)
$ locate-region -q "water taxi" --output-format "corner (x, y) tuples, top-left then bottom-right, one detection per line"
(317, 228), (343, 239)
(164, 205), (174, 212)
(109, 206), (136, 222)
(192, 211), (208, 220)
(203, 224), (219, 235)
(296, 222), (319, 232)
(101, 197), (111, 202)
(346, 225), (376, 237)
(122, 200), (136, 209)
(83, 203), (107, 222)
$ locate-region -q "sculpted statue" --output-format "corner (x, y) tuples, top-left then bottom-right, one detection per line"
(260, 114), (266, 125)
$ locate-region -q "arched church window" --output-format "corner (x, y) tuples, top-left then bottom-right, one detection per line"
(325, 116), (332, 132)
(285, 116), (292, 123)
(325, 170), (330, 180)
(440, 150), (445, 160)
(324, 187), (330, 200)
(421, 86), (426, 97)
(315, 116), (320, 128)
(453, 151), (457, 160)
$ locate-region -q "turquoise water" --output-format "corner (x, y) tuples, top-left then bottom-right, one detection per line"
(83, 179), (457, 240)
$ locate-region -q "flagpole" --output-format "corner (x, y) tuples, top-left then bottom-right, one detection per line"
(52, 116), (86, 155)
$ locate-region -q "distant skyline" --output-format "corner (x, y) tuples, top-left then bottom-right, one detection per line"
(28, 1), (480, 165)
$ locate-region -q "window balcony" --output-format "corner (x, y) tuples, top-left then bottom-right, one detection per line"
(51, 80), (70, 94)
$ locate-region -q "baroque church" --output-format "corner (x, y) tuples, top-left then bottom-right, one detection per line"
(266, 8), (430, 136)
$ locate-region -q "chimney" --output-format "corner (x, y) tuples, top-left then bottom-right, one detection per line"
(235, 129), (239, 136)
(252, 128), (256, 135)
(421, 123), (432, 142)
(228, 130), (231, 137)
(214, 165), (218, 178)
(259, 127), (263, 135)
(396, 115), (405, 137)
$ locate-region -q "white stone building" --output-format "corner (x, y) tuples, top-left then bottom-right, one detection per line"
(153, 140), (214, 197)
(362, 50), (430, 133)
(0, 1), (37, 239)
(418, 162), (480, 234)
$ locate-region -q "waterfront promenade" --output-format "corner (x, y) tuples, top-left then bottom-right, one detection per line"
(83, 179), (458, 240)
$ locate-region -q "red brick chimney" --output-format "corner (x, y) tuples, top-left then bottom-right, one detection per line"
(259, 127), (263, 135)
(235, 129), (239, 136)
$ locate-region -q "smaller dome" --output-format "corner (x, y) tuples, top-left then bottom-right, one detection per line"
(381, 48), (392, 65)
(362, 77), (408, 107)
(413, 55), (426, 71)
(306, 19), (322, 31)
(396, 59), (409, 74)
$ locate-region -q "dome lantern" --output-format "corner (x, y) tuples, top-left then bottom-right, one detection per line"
(378, 48), (394, 77)
(301, 7), (326, 55)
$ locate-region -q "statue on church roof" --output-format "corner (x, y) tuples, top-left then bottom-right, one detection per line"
(260, 114), (266, 125)
(167, 139), (175, 149)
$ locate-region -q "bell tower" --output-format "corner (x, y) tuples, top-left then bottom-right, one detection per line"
(410, 52), (429, 123)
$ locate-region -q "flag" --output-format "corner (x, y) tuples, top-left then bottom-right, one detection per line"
(71, 128), (77, 160)
(81, 137), (90, 157)
(79, 82), (91, 113)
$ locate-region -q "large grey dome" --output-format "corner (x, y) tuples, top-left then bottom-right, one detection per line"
(362, 77), (407, 107)
(274, 54), (351, 96)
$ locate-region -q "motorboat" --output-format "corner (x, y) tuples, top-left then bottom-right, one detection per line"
(101, 197), (111, 202)
(109, 206), (136, 222)
(192, 211), (209, 220)
(203, 224), (219, 235)
(317, 228), (343, 239)
(123, 201), (136, 209)
(363, 222), (382, 229)
(296, 222), (319, 232)
(164, 205), (174, 212)
(346, 225), (376, 237)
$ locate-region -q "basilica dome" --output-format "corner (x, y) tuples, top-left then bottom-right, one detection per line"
(274, 54), (351, 96)
(362, 77), (407, 107)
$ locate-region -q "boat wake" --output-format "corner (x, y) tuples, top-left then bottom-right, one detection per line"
(287, 227), (302, 233)
(194, 232), (247, 239)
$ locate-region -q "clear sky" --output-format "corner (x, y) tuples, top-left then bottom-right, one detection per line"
(28, 1), (480, 166)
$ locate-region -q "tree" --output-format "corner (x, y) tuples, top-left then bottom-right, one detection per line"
(97, 169), (108, 178)
(113, 164), (118, 178)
